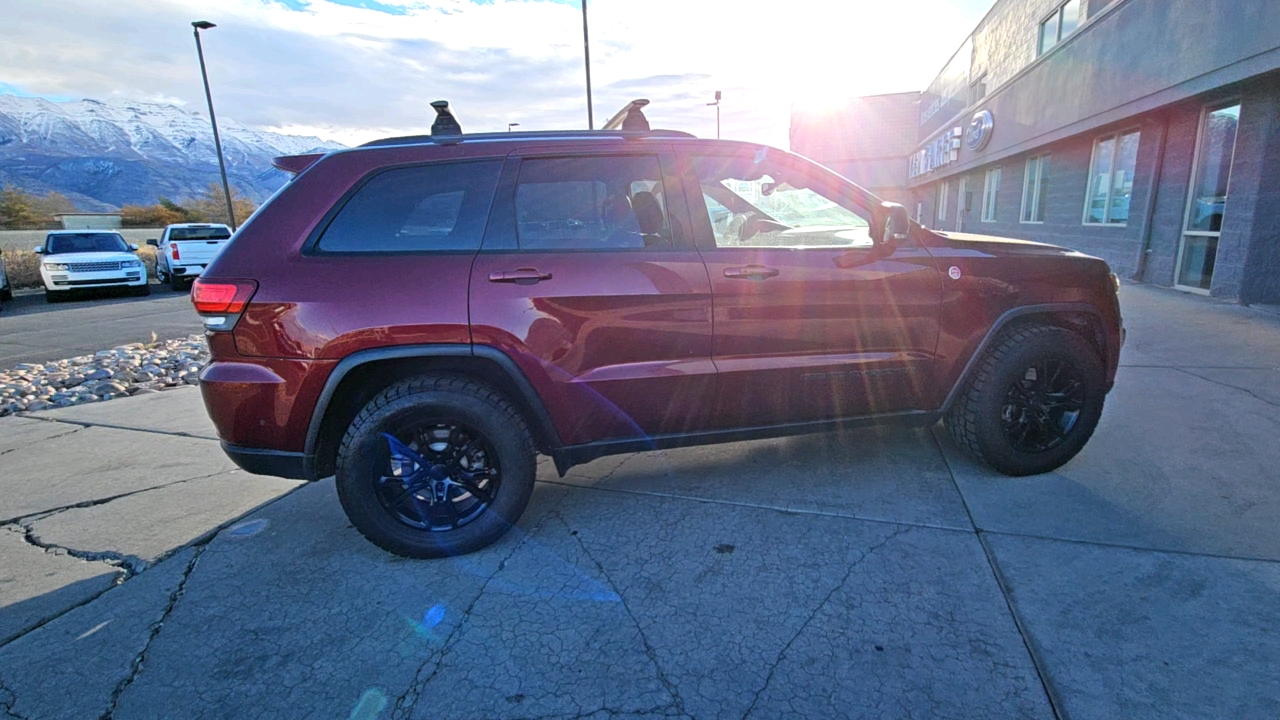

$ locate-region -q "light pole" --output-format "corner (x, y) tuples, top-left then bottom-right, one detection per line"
(581, 0), (594, 129)
(508, 123), (520, 132)
(707, 90), (721, 139)
(191, 21), (236, 230)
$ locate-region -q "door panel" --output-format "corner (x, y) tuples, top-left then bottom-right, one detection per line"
(469, 150), (715, 446)
(682, 148), (943, 426)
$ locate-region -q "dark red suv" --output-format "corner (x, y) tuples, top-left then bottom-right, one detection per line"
(194, 101), (1122, 558)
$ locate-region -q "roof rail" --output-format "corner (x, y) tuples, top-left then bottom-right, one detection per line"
(360, 128), (694, 148)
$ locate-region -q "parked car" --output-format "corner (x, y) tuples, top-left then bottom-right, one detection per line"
(0, 253), (12, 304)
(36, 230), (150, 303)
(193, 100), (1123, 559)
(150, 223), (233, 291)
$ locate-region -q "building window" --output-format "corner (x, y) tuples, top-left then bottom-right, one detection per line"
(936, 181), (950, 224)
(968, 74), (988, 106)
(1021, 155), (1050, 223)
(1039, 0), (1081, 55)
(916, 202), (924, 223)
(1084, 130), (1140, 225)
(981, 168), (1001, 222)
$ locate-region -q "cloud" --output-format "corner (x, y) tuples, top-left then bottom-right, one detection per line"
(2, 0), (990, 148)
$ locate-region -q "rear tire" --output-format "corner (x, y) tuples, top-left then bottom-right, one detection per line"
(335, 375), (537, 558)
(946, 325), (1106, 476)
(170, 274), (188, 292)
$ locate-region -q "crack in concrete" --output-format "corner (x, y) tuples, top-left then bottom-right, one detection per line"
(0, 468), (240, 526)
(16, 521), (149, 577)
(931, 429), (1066, 720)
(739, 524), (911, 720)
(559, 514), (688, 719)
(389, 518), (549, 720)
(98, 543), (206, 720)
(0, 677), (30, 720)
(1173, 367), (1280, 409)
(0, 426), (83, 457)
(14, 414), (219, 442)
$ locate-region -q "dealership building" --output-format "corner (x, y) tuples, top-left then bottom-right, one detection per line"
(791, 0), (1280, 303)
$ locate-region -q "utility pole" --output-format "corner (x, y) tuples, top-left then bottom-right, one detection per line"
(707, 90), (722, 139)
(191, 21), (236, 230)
(582, 0), (594, 129)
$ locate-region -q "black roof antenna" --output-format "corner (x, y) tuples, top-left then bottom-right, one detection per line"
(602, 99), (650, 131)
(430, 100), (462, 136)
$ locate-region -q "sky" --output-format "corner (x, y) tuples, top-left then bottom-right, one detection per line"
(2, 0), (995, 148)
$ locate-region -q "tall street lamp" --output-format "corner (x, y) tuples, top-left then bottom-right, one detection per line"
(191, 20), (237, 231)
(508, 122), (520, 132)
(707, 90), (722, 139)
(581, 1), (593, 129)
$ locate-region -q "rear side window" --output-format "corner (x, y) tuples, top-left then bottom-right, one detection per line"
(514, 155), (671, 250)
(317, 160), (502, 252)
(169, 227), (231, 241)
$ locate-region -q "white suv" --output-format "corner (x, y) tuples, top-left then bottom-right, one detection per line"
(151, 223), (232, 291)
(36, 230), (150, 303)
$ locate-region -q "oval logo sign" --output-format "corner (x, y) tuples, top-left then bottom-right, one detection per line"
(949, 266), (962, 280)
(965, 110), (994, 151)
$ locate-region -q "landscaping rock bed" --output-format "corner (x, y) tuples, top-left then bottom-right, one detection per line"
(0, 335), (208, 416)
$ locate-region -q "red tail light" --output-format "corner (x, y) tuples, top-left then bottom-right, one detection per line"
(171, 244), (180, 260)
(192, 279), (257, 314)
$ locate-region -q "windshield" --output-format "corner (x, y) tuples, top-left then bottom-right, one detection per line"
(169, 227), (232, 241)
(44, 232), (130, 255)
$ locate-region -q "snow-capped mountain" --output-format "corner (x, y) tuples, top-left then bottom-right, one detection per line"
(0, 95), (345, 210)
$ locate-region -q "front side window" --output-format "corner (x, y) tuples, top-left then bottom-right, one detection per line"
(45, 233), (129, 254)
(1021, 155), (1050, 223)
(981, 168), (1001, 222)
(691, 154), (871, 248)
(1039, 0), (1082, 55)
(1085, 130), (1140, 224)
(514, 155), (671, 250)
(317, 160), (502, 252)
(935, 181), (950, 225)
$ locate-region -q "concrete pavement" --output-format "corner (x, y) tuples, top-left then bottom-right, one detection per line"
(1, 282), (1278, 719)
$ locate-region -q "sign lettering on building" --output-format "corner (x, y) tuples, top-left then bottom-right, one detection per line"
(909, 126), (963, 179)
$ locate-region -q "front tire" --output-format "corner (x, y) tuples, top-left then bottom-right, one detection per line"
(335, 375), (537, 558)
(946, 325), (1106, 476)
(44, 288), (67, 304)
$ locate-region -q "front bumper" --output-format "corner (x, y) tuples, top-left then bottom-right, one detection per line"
(43, 269), (147, 289)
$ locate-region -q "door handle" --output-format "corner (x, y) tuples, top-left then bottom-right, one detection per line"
(488, 267), (553, 284)
(723, 265), (779, 280)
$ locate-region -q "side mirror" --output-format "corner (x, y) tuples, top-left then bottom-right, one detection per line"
(146, 239), (159, 247)
(880, 202), (911, 248)
(33, 246), (43, 254)
(129, 243), (139, 251)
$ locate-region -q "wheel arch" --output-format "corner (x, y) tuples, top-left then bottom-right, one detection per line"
(303, 345), (562, 480)
(941, 303), (1112, 414)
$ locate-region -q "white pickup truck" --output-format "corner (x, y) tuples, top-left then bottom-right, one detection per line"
(149, 223), (233, 291)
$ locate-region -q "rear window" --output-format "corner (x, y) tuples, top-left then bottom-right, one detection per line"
(169, 227), (231, 241)
(316, 160), (503, 253)
(45, 233), (129, 254)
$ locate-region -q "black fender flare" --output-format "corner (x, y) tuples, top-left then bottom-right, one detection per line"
(301, 344), (562, 479)
(939, 302), (1113, 413)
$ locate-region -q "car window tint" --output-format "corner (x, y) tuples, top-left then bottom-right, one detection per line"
(169, 227), (232, 241)
(46, 233), (129, 254)
(691, 154), (871, 249)
(514, 156), (672, 250)
(317, 160), (502, 252)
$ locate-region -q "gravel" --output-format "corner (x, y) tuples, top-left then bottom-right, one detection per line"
(0, 335), (208, 416)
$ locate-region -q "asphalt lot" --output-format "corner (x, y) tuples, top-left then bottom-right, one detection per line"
(1, 282), (1279, 719)
(0, 284), (203, 369)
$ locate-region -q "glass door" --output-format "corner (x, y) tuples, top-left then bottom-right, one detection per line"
(955, 176), (967, 232)
(1176, 103), (1241, 292)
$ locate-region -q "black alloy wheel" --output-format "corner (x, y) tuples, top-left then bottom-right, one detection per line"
(375, 423), (502, 532)
(335, 375), (537, 558)
(999, 359), (1086, 453)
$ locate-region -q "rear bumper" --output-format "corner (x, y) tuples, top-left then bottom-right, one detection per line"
(171, 264), (208, 276)
(222, 441), (309, 480)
